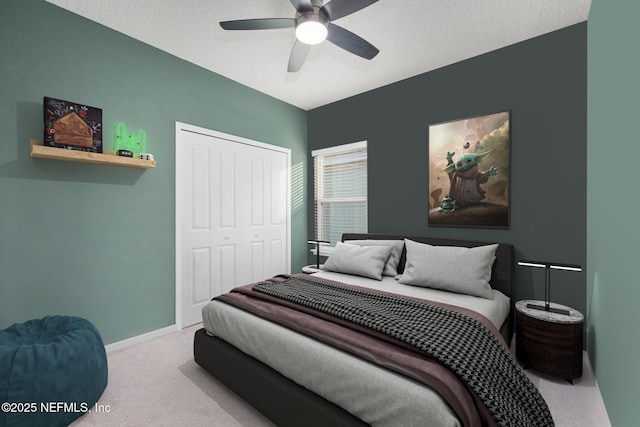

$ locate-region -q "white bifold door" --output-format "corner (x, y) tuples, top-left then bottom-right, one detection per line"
(176, 123), (291, 327)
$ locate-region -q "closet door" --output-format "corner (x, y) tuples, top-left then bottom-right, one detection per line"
(176, 125), (290, 327)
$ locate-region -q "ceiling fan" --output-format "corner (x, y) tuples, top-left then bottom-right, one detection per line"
(220, 0), (380, 72)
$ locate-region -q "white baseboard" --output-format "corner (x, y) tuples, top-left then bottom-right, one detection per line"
(104, 324), (179, 353)
(584, 352), (612, 427)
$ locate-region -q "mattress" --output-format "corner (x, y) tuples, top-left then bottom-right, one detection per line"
(202, 272), (511, 426)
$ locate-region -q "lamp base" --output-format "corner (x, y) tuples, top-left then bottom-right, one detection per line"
(526, 303), (571, 316)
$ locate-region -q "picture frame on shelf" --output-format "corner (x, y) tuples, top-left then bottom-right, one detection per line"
(44, 96), (103, 153)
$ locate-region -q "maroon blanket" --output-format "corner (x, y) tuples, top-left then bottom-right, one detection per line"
(216, 274), (513, 426)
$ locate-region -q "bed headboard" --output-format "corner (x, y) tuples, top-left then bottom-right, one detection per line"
(342, 233), (515, 343)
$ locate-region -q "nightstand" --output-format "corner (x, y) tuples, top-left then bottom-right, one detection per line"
(515, 300), (583, 383)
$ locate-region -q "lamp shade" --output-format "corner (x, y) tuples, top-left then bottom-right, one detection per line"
(518, 260), (582, 272)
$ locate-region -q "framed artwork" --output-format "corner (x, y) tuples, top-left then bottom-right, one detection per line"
(44, 96), (103, 152)
(428, 110), (510, 228)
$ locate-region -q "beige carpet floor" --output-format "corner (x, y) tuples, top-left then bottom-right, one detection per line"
(71, 324), (609, 426)
(71, 325), (272, 427)
(519, 349), (610, 427)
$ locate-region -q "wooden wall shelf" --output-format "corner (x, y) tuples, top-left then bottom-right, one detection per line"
(30, 139), (156, 169)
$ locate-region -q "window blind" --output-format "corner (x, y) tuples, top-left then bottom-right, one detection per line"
(312, 141), (367, 246)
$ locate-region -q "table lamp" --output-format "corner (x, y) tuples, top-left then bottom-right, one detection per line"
(517, 260), (582, 315)
(308, 239), (330, 269)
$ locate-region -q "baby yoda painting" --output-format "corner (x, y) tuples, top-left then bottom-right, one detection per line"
(442, 150), (498, 208)
(428, 111), (510, 227)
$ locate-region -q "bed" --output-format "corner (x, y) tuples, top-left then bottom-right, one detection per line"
(194, 234), (552, 427)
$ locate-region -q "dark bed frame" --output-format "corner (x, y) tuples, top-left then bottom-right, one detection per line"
(194, 234), (514, 426)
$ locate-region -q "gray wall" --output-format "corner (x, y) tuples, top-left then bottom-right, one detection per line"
(0, 0), (307, 344)
(308, 23), (587, 314)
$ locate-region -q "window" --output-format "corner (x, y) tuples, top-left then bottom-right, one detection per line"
(312, 141), (367, 249)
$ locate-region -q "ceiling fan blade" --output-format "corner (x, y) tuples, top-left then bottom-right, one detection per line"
(287, 40), (311, 72)
(290, 0), (313, 13)
(220, 18), (295, 31)
(327, 23), (379, 60)
(321, 0), (378, 21)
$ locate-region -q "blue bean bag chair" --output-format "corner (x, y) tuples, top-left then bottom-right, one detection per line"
(0, 316), (108, 427)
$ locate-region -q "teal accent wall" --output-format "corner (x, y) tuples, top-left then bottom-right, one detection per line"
(587, 1), (640, 425)
(308, 24), (587, 317)
(0, 0), (307, 344)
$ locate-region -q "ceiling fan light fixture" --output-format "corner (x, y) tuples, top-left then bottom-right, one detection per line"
(295, 12), (328, 45)
(296, 21), (327, 45)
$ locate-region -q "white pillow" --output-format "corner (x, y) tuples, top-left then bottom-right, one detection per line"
(323, 242), (393, 280)
(345, 239), (405, 276)
(398, 239), (497, 299)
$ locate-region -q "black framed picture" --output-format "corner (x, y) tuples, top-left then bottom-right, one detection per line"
(44, 96), (103, 153)
(428, 110), (511, 228)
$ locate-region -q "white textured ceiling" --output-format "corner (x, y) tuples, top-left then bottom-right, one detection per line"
(45, 0), (591, 111)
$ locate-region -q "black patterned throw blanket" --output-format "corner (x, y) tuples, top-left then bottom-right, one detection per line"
(252, 275), (554, 427)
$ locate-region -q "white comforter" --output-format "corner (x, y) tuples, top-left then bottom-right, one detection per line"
(202, 271), (510, 426)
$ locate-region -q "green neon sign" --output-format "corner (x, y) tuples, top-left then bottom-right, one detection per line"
(114, 122), (147, 155)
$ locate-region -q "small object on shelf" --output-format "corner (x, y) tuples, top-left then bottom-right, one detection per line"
(139, 153), (154, 161)
(44, 96), (102, 153)
(517, 260), (582, 315)
(516, 300), (583, 383)
(302, 265), (322, 274)
(117, 150), (133, 157)
(114, 122), (146, 156)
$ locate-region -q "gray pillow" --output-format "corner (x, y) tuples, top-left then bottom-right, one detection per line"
(399, 239), (497, 299)
(345, 239), (405, 276)
(323, 242), (393, 280)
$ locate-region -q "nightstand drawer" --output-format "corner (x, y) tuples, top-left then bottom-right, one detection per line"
(518, 324), (577, 348)
(518, 313), (577, 334)
(519, 335), (578, 358)
(523, 350), (581, 379)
